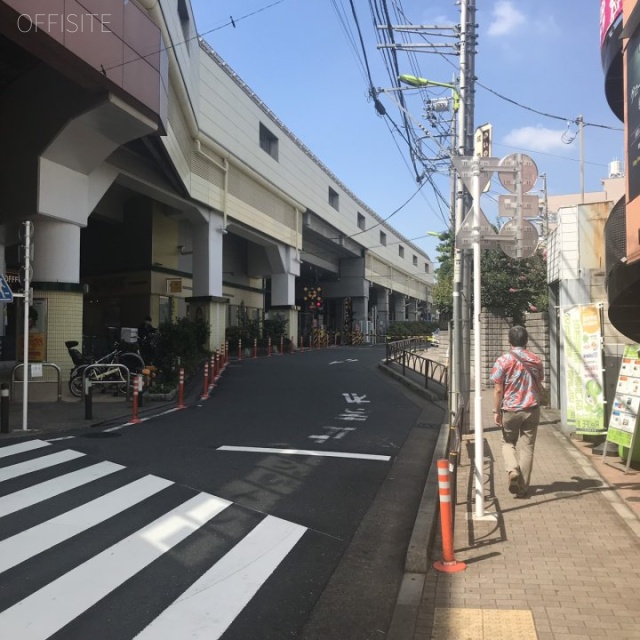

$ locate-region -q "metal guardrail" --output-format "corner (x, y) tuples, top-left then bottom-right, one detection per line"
(11, 363), (62, 401)
(384, 338), (448, 393)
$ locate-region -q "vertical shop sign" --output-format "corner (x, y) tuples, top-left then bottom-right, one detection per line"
(18, 298), (47, 362)
(606, 345), (640, 450)
(561, 304), (606, 435)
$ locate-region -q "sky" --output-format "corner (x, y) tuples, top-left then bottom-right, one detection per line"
(188, 0), (623, 264)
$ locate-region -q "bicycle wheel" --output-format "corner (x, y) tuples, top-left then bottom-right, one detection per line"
(119, 352), (145, 375)
(69, 374), (84, 397)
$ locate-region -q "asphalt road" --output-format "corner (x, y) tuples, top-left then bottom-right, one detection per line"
(0, 345), (445, 639)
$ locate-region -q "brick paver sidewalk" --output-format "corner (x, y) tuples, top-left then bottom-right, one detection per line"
(415, 420), (640, 640)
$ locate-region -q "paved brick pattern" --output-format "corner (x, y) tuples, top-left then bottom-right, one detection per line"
(416, 423), (640, 640)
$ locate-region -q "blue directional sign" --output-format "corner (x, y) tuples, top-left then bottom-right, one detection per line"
(0, 275), (13, 302)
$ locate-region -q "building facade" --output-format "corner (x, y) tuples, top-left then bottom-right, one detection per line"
(0, 0), (434, 385)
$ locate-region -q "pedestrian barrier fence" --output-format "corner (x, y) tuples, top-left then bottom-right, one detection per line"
(384, 338), (448, 395)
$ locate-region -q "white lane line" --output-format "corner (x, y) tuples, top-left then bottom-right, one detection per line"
(0, 493), (231, 640)
(0, 461), (124, 517)
(135, 516), (306, 639)
(0, 450), (85, 482)
(0, 475), (174, 573)
(0, 440), (50, 458)
(217, 445), (391, 462)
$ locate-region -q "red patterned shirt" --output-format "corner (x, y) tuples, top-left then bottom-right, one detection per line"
(490, 348), (543, 411)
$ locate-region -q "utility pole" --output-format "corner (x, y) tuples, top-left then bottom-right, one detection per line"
(452, 0), (476, 426)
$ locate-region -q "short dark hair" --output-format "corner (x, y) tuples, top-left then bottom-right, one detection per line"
(509, 325), (528, 347)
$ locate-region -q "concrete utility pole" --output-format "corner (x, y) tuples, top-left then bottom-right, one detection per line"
(452, 0), (476, 425)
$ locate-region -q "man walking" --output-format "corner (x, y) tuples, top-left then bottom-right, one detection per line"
(490, 325), (544, 498)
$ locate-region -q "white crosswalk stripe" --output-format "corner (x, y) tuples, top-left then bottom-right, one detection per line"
(0, 475), (173, 573)
(0, 440), (307, 639)
(135, 516), (307, 639)
(0, 449), (84, 482)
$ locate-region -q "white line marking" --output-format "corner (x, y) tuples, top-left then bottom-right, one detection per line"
(0, 440), (50, 458)
(0, 450), (85, 482)
(135, 516), (306, 639)
(0, 475), (173, 573)
(217, 445), (390, 461)
(0, 493), (231, 640)
(46, 436), (76, 442)
(0, 461), (124, 517)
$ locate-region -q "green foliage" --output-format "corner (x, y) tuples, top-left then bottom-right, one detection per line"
(155, 316), (210, 384)
(480, 249), (548, 323)
(433, 230), (454, 317)
(387, 321), (439, 340)
(263, 316), (288, 344)
(432, 228), (548, 323)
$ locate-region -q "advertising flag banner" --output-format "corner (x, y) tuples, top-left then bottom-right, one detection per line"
(561, 305), (606, 435)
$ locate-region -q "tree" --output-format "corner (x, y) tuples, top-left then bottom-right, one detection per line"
(432, 228), (548, 323)
(433, 229), (454, 318)
(481, 248), (547, 323)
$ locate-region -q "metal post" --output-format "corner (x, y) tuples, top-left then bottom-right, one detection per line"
(472, 158), (484, 518)
(1, 384), (9, 433)
(84, 377), (93, 420)
(21, 221), (33, 431)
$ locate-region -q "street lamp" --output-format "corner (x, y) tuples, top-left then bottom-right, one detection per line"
(398, 74), (460, 112)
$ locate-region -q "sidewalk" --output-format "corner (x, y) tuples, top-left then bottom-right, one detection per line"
(391, 386), (640, 640)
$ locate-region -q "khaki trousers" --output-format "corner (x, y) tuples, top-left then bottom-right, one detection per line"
(501, 406), (540, 489)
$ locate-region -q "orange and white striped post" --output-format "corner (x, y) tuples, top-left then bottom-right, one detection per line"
(177, 367), (186, 409)
(433, 459), (466, 573)
(267, 336), (272, 357)
(209, 353), (216, 390)
(130, 374), (142, 424)
(254, 338), (258, 359)
(225, 342), (229, 366)
(201, 362), (209, 400)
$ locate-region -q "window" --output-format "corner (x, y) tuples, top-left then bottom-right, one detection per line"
(413, 255), (418, 266)
(380, 231), (387, 246)
(177, 0), (191, 52)
(259, 123), (279, 160)
(424, 263), (430, 273)
(329, 187), (339, 210)
(357, 212), (365, 230)
(399, 245), (405, 258)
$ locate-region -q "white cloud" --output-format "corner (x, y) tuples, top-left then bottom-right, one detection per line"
(487, 1), (526, 37)
(503, 126), (567, 153)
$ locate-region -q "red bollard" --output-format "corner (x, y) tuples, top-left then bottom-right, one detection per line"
(238, 339), (242, 362)
(177, 367), (186, 409)
(254, 338), (257, 359)
(201, 362), (209, 400)
(268, 337), (272, 357)
(130, 374), (142, 424)
(433, 459), (466, 573)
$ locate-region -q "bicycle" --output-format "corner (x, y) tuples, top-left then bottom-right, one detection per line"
(66, 341), (146, 397)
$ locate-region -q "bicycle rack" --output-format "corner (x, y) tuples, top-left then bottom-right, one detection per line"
(11, 363), (62, 402)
